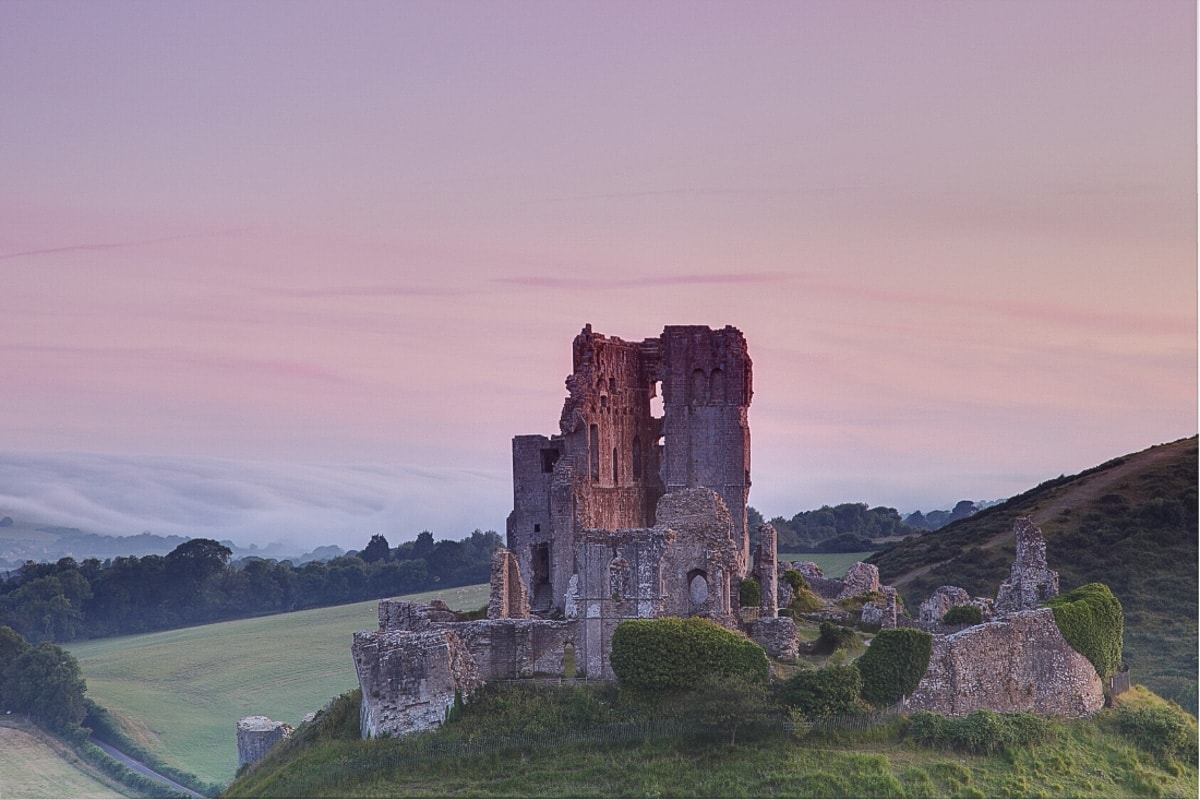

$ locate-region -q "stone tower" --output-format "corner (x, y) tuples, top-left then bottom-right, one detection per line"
(506, 324), (752, 615)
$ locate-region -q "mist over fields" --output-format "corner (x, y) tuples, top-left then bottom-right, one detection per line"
(0, 451), (509, 553)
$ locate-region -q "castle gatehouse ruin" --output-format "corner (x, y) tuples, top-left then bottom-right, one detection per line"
(353, 324), (778, 736)
(350, 327), (1105, 739)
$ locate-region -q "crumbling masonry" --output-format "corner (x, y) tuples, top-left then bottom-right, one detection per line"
(353, 324), (779, 737)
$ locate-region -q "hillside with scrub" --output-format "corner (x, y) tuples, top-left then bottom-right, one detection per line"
(869, 436), (1198, 712)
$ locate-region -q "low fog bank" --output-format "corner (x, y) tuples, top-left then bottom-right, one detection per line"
(0, 451), (509, 555)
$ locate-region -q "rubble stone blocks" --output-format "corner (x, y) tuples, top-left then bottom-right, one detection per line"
(236, 716), (293, 768)
(862, 586), (899, 628)
(994, 517), (1059, 616)
(837, 561), (881, 599)
(907, 608), (1104, 716)
(918, 585), (972, 623)
(750, 616), (799, 660)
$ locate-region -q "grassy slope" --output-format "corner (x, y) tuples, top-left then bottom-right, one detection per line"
(67, 583), (488, 787)
(0, 717), (135, 799)
(224, 681), (1198, 799)
(778, 551), (875, 577)
(869, 436), (1198, 711)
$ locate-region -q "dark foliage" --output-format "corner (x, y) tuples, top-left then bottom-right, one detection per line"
(908, 709), (1050, 754)
(0, 530), (502, 644)
(0, 630), (87, 731)
(813, 622), (856, 654)
(610, 617), (769, 693)
(942, 604), (983, 625)
(778, 665), (863, 718)
(770, 503), (920, 551)
(738, 577), (761, 607)
(856, 627), (932, 707)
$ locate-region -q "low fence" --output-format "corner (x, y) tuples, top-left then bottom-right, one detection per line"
(1110, 669), (1131, 697)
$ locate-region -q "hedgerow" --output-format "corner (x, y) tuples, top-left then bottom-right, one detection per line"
(1111, 699), (1199, 763)
(942, 604), (982, 625)
(908, 709), (1050, 754)
(610, 617), (769, 693)
(777, 665), (863, 719)
(855, 627), (932, 707)
(1045, 583), (1123, 678)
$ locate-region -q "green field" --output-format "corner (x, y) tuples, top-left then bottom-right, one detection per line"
(0, 717), (133, 799)
(778, 551), (875, 577)
(67, 584), (489, 788)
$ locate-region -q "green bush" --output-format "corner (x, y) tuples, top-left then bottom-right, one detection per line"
(738, 578), (761, 608)
(782, 570), (810, 592)
(1112, 701), (1199, 762)
(908, 709), (1050, 754)
(814, 622), (856, 654)
(610, 617), (769, 693)
(855, 627), (932, 707)
(778, 665), (863, 719)
(942, 605), (983, 625)
(1046, 583), (1123, 678)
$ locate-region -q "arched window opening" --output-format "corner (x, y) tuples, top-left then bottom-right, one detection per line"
(710, 368), (726, 405)
(589, 424), (600, 482)
(687, 568), (709, 614)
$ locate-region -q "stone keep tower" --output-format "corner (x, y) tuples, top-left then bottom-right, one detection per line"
(506, 324), (752, 615)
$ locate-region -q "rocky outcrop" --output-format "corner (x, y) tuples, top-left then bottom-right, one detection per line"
(994, 517), (1059, 616)
(236, 716), (292, 767)
(907, 608), (1104, 717)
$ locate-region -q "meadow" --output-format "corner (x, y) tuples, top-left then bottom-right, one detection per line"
(0, 716), (134, 799)
(67, 583), (489, 787)
(779, 551), (874, 577)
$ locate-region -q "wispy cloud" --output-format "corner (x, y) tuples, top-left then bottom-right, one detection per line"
(0, 228), (254, 261)
(494, 272), (788, 291)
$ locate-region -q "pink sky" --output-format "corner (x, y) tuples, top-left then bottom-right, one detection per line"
(0, 1), (1195, 549)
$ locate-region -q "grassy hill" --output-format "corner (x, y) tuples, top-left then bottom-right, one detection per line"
(868, 435), (1198, 712)
(67, 584), (489, 787)
(0, 716), (135, 799)
(223, 676), (1197, 798)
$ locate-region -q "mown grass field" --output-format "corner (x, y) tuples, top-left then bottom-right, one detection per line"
(67, 583), (489, 787)
(778, 551), (875, 577)
(0, 717), (134, 799)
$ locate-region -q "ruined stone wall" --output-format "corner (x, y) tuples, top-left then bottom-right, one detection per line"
(994, 517), (1059, 616)
(907, 608), (1104, 717)
(236, 716), (292, 768)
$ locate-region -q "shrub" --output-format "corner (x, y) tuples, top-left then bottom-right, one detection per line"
(610, 617), (769, 693)
(942, 605), (983, 625)
(738, 578), (761, 608)
(778, 664), (864, 719)
(855, 627), (932, 707)
(1046, 582), (1123, 678)
(815, 622), (856, 654)
(908, 709), (1050, 754)
(1112, 700), (1199, 762)
(782, 570), (809, 592)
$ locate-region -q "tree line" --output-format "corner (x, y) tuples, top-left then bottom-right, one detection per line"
(752, 500), (982, 553)
(0, 529), (502, 644)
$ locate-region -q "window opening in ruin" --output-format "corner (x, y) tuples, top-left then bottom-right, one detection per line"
(589, 424), (600, 481)
(632, 436), (642, 481)
(687, 569), (709, 613)
(691, 368), (707, 405)
(600, 394), (608, 409)
(531, 543), (552, 610)
(540, 448), (560, 473)
(563, 642), (576, 679)
(533, 524), (540, 533)
(612, 447), (618, 484)
(608, 377), (616, 393)
(710, 368), (725, 405)
(650, 380), (664, 418)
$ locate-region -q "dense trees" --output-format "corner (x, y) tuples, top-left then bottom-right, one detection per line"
(0, 530), (502, 644)
(0, 626), (87, 731)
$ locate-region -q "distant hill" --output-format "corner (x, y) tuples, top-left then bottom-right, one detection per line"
(869, 436), (1198, 712)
